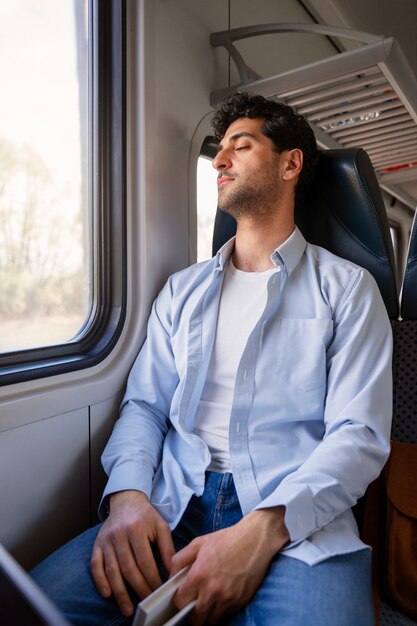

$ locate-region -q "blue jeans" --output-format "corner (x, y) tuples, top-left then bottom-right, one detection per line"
(31, 472), (374, 625)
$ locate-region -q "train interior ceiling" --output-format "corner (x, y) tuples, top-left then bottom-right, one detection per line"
(1, 0), (417, 620)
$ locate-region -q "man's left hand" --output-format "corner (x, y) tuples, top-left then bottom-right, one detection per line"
(170, 506), (289, 625)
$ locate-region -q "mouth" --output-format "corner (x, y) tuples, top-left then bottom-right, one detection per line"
(217, 176), (234, 188)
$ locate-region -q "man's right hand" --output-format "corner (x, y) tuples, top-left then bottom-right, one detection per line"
(90, 489), (175, 617)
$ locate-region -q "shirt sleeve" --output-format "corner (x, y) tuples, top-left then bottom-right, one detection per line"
(98, 278), (179, 519)
(254, 268), (393, 544)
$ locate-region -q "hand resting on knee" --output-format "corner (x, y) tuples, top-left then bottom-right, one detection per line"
(90, 489), (175, 617)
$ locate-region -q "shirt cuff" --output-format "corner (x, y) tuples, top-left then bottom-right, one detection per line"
(254, 483), (317, 543)
(98, 461), (154, 520)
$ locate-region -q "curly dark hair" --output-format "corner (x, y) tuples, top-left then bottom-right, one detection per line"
(211, 92), (318, 206)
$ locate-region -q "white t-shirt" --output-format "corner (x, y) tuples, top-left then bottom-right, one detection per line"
(194, 259), (280, 471)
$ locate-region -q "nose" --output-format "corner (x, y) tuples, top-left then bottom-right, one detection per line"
(212, 146), (232, 172)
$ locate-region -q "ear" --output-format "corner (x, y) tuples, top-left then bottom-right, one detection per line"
(282, 149), (303, 182)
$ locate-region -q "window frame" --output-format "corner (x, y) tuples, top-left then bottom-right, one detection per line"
(0, 0), (126, 386)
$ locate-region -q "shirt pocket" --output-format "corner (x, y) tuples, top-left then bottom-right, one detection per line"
(275, 318), (333, 391)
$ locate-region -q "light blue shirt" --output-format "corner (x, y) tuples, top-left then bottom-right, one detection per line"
(101, 227), (393, 565)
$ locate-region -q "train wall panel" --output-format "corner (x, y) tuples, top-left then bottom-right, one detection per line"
(0, 408), (90, 569)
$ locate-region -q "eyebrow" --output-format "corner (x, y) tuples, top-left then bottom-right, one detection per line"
(217, 131), (257, 152)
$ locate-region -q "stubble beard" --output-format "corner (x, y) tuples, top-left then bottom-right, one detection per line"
(218, 172), (282, 223)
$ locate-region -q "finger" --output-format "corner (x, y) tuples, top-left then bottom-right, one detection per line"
(174, 581), (199, 615)
(195, 589), (232, 626)
(170, 541), (199, 577)
(90, 543), (111, 598)
(100, 542), (136, 617)
(188, 608), (208, 626)
(155, 522), (176, 573)
(130, 537), (163, 591)
(207, 600), (233, 625)
(187, 595), (211, 626)
(173, 560), (202, 612)
(111, 536), (154, 599)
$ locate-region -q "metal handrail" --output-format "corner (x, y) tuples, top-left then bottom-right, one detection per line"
(210, 23), (382, 84)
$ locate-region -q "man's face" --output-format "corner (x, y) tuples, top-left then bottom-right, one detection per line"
(212, 117), (285, 221)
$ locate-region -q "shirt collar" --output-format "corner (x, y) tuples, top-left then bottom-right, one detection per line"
(214, 236), (235, 273)
(214, 226), (307, 277)
(271, 227), (307, 277)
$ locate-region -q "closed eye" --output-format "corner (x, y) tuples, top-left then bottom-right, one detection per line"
(235, 145), (250, 151)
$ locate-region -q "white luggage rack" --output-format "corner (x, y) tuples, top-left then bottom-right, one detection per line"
(210, 24), (417, 209)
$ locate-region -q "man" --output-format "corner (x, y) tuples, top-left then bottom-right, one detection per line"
(32, 93), (392, 626)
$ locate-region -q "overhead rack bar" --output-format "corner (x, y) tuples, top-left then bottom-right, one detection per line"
(287, 74), (387, 107)
(342, 123), (417, 144)
(329, 113), (412, 138)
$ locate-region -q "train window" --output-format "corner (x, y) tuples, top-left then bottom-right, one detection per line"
(0, 1), (89, 352)
(197, 137), (218, 262)
(197, 155), (218, 262)
(0, 1), (126, 383)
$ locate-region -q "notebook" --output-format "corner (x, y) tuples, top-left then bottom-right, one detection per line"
(133, 567), (196, 626)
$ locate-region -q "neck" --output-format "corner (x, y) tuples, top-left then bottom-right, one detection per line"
(232, 215), (294, 273)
